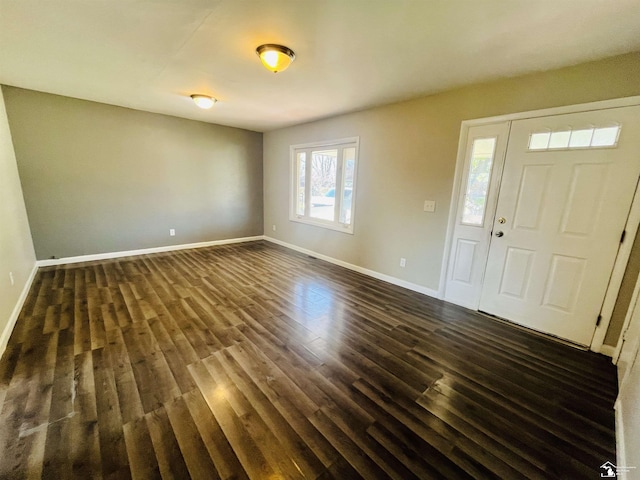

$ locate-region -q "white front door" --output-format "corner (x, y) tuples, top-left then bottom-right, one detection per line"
(478, 106), (640, 345)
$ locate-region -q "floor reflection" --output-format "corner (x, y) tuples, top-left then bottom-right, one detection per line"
(292, 278), (346, 339)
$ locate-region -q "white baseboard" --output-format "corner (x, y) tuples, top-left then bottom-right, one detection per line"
(599, 344), (616, 358)
(2, 236), (264, 358)
(36, 235), (265, 267)
(0, 262), (38, 360)
(263, 236), (440, 299)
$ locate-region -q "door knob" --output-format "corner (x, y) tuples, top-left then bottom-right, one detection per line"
(495, 231), (504, 237)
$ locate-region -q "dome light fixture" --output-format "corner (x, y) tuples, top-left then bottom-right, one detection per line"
(190, 94), (216, 109)
(256, 44), (295, 73)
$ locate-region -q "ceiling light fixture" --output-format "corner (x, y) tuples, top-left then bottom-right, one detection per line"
(256, 44), (295, 73)
(190, 94), (216, 109)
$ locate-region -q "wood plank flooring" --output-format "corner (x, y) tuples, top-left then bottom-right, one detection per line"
(0, 241), (618, 479)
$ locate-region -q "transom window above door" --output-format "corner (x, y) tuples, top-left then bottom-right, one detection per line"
(290, 137), (359, 234)
(528, 125), (621, 151)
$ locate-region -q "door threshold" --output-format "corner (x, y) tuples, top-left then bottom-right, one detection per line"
(478, 310), (589, 351)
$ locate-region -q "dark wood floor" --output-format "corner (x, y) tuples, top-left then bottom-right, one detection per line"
(0, 241), (618, 479)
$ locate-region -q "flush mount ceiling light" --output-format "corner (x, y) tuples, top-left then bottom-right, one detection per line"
(190, 94), (216, 109)
(256, 44), (295, 73)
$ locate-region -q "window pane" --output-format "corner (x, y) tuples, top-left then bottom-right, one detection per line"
(592, 126), (620, 146)
(296, 152), (306, 215)
(462, 137), (496, 226)
(569, 128), (594, 148)
(310, 149), (337, 221)
(529, 132), (550, 150)
(340, 147), (356, 225)
(549, 130), (571, 149)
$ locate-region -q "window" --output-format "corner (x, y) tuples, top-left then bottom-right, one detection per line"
(528, 125), (621, 151)
(461, 137), (497, 226)
(290, 138), (358, 233)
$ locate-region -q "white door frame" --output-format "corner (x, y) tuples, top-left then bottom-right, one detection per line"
(439, 95), (640, 354)
(614, 264), (640, 364)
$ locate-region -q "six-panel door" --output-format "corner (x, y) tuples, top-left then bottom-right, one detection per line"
(478, 106), (640, 345)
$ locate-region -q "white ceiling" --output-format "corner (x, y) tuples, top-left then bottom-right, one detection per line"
(1, 0), (640, 132)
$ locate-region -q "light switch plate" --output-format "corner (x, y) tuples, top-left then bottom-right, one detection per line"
(423, 200), (436, 212)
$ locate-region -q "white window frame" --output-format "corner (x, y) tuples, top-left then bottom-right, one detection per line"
(289, 137), (359, 234)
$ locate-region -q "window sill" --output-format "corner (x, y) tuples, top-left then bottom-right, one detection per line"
(289, 216), (354, 235)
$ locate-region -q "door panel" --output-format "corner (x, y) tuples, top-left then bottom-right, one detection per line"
(560, 163), (608, 236)
(451, 239), (478, 284)
(499, 247), (535, 299)
(540, 254), (585, 312)
(512, 165), (550, 230)
(479, 105), (640, 345)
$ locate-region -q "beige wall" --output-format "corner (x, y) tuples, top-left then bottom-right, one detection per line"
(263, 52), (640, 341)
(0, 89), (36, 351)
(3, 86), (264, 260)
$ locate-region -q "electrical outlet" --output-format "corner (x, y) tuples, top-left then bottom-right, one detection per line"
(272, 224), (277, 232)
(9, 272), (14, 286)
(400, 258), (406, 268)
(169, 229), (176, 236)
(423, 200), (436, 212)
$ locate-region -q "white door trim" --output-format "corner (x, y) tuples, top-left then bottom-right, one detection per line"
(613, 259), (640, 364)
(593, 178), (640, 352)
(439, 94), (640, 354)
